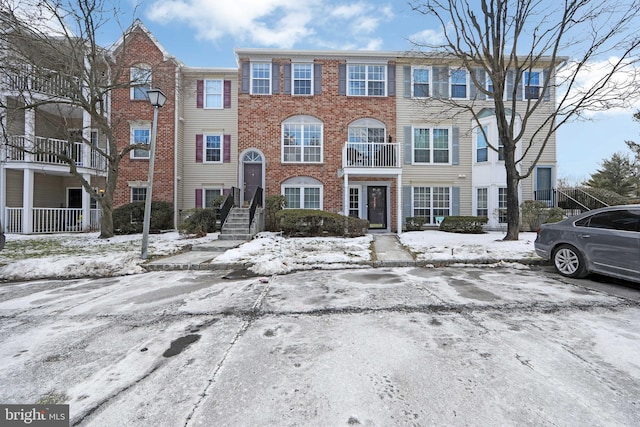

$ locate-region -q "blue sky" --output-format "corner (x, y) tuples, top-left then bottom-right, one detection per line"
(102, 0), (639, 182)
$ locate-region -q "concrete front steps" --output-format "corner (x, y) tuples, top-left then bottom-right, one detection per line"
(218, 207), (254, 241)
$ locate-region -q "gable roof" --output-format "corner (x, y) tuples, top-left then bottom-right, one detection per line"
(109, 19), (182, 66)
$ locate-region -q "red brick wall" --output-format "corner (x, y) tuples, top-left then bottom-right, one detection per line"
(237, 58), (398, 229)
(111, 27), (176, 208)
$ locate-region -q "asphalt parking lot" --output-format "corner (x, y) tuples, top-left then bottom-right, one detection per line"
(0, 266), (639, 426)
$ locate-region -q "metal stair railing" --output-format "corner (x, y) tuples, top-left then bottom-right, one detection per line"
(219, 187), (240, 228)
(249, 187), (263, 227)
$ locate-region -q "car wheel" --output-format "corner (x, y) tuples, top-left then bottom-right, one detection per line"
(552, 244), (588, 278)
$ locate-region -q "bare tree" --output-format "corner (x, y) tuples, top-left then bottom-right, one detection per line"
(0, 0), (164, 238)
(410, 0), (640, 239)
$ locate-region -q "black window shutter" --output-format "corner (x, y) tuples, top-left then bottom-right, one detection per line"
(314, 63), (322, 95)
(403, 66), (411, 98)
(387, 64), (395, 96)
(272, 62), (280, 94)
(241, 62), (250, 94)
(283, 63), (291, 94)
(338, 64), (347, 95)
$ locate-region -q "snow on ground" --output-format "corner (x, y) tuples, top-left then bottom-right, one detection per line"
(0, 230), (541, 281)
(399, 231), (539, 261)
(0, 231), (220, 281)
(213, 233), (373, 275)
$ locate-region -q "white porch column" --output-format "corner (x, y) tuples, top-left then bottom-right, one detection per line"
(82, 173), (91, 231)
(23, 169), (34, 234)
(82, 110), (92, 167)
(343, 172), (349, 217)
(396, 175), (402, 234)
(24, 109), (36, 162)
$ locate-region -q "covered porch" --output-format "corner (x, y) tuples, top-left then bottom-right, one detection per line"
(341, 141), (403, 233)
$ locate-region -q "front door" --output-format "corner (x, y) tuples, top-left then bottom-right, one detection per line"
(243, 163), (262, 204)
(67, 188), (82, 208)
(367, 186), (387, 229)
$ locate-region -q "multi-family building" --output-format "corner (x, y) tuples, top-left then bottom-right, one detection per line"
(1, 20), (557, 235)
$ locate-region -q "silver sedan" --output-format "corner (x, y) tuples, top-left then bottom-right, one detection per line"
(535, 205), (640, 283)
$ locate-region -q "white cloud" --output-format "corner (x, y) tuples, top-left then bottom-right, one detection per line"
(146, 0), (394, 49)
(556, 57), (640, 117)
(408, 28), (445, 46)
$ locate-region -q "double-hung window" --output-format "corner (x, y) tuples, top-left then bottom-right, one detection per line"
(413, 67), (430, 97)
(348, 64), (386, 96)
(476, 126), (488, 162)
(476, 188), (488, 217)
(282, 116), (323, 163)
(293, 63), (313, 95)
(498, 187), (508, 223)
(131, 187), (147, 202)
(130, 65), (151, 100)
(450, 69), (468, 99)
(131, 127), (150, 159)
(251, 63), (271, 94)
(204, 79), (223, 108)
(282, 178), (323, 209)
(204, 135), (222, 163)
(412, 186), (451, 224)
(524, 70), (542, 100)
(412, 127), (450, 164)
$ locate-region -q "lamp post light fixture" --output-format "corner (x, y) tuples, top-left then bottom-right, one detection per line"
(141, 88), (167, 259)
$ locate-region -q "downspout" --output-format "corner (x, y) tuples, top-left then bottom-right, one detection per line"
(173, 65), (180, 229)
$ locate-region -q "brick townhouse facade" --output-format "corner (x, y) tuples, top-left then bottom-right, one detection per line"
(1, 19), (557, 234)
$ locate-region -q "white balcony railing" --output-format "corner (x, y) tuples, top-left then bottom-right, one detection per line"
(4, 207), (101, 233)
(5, 135), (107, 171)
(343, 142), (399, 168)
(3, 64), (80, 99)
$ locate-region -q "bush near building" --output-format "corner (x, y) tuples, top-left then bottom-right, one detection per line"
(276, 209), (369, 237)
(113, 202), (173, 234)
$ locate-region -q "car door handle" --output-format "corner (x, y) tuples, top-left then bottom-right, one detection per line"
(579, 234), (591, 239)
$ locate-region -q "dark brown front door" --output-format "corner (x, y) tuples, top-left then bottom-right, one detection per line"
(68, 188), (82, 208)
(243, 163), (262, 204)
(367, 186), (387, 229)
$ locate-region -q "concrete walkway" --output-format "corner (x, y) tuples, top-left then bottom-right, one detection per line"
(146, 234), (416, 271)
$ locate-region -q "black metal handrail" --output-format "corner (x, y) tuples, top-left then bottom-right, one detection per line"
(219, 187), (240, 227)
(249, 187), (263, 227)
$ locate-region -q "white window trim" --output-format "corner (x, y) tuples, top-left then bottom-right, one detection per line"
(130, 65), (151, 100)
(523, 69), (544, 100)
(411, 186), (452, 224)
(347, 64), (387, 97)
(281, 185), (324, 210)
(450, 69), (469, 100)
(130, 124), (151, 159)
(281, 117), (324, 164)
(412, 66), (431, 98)
(475, 187), (489, 217)
(203, 133), (224, 164)
(411, 126), (453, 165)
(251, 62), (272, 95)
(292, 63), (314, 96)
(204, 79), (223, 109)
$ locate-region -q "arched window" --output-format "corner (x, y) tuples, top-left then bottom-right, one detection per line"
(348, 118), (386, 144)
(282, 115), (323, 163)
(281, 177), (323, 210)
